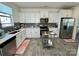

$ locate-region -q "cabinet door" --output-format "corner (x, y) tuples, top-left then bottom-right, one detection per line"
(23, 29), (26, 39)
(49, 12), (59, 23)
(66, 10), (72, 17)
(26, 28), (32, 38)
(30, 11), (40, 23)
(20, 12), (25, 23)
(30, 12), (36, 23)
(16, 32), (21, 48)
(40, 10), (48, 18)
(60, 10), (72, 17)
(21, 30), (25, 42)
(35, 28), (40, 38)
(20, 11), (40, 23)
(35, 12), (40, 23)
(31, 28), (40, 38)
(25, 12), (31, 23)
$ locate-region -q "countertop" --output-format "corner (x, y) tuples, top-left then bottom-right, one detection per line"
(0, 28), (26, 46)
(0, 34), (16, 45)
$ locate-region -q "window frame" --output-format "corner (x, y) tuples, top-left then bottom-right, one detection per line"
(0, 12), (14, 28)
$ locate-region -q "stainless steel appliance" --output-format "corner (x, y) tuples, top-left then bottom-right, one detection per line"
(59, 17), (75, 39)
(40, 18), (49, 37)
(40, 26), (49, 37)
(40, 18), (48, 23)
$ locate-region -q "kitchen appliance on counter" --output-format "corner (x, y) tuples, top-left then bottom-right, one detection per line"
(0, 29), (5, 39)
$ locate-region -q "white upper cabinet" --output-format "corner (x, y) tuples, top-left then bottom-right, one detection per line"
(60, 9), (72, 17)
(20, 12), (25, 23)
(19, 9), (72, 23)
(35, 12), (40, 23)
(40, 10), (48, 18)
(30, 11), (40, 23)
(25, 12), (31, 23)
(20, 11), (40, 23)
(49, 12), (59, 23)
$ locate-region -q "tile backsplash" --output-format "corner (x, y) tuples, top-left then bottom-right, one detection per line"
(20, 23), (58, 28)
(0, 23), (58, 33)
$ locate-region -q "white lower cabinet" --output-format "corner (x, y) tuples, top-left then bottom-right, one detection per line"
(26, 28), (32, 38)
(16, 32), (21, 48)
(16, 29), (26, 48)
(31, 28), (40, 38)
(26, 28), (40, 38)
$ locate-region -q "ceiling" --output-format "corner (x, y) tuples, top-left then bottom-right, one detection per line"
(12, 2), (79, 9)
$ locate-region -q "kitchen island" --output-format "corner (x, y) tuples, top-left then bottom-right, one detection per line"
(0, 28), (26, 56)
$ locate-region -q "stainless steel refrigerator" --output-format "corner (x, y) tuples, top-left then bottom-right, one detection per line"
(59, 17), (75, 39)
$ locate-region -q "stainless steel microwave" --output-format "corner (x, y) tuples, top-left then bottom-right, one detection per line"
(40, 18), (48, 23)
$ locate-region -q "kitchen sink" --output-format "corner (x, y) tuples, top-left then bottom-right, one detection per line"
(9, 30), (19, 34)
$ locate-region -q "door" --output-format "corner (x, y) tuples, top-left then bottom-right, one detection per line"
(60, 17), (74, 39)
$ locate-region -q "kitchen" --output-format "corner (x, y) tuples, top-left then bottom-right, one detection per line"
(0, 2), (79, 56)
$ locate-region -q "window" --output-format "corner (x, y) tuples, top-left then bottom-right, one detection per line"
(0, 3), (13, 28)
(0, 13), (14, 28)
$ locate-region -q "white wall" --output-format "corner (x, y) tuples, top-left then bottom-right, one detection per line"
(2, 2), (20, 23)
(72, 5), (79, 56)
(72, 5), (79, 40)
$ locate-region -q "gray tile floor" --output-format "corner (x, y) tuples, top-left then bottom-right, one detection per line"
(16, 38), (78, 56)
